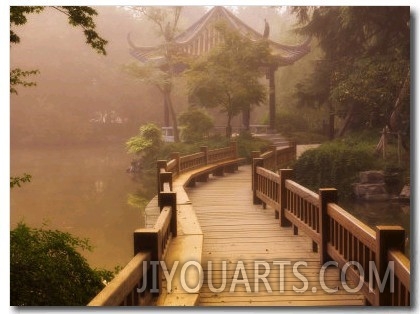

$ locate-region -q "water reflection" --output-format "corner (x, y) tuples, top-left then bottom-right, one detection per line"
(10, 144), (156, 270)
(340, 199), (411, 257)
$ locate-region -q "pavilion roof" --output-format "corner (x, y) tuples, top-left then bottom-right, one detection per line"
(128, 6), (310, 67)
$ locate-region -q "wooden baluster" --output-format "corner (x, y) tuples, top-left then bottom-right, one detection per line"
(279, 169), (293, 227)
(200, 146), (208, 165)
(231, 140), (238, 159)
(252, 158), (263, 204)
(319, 188), (338, 265)
(251, 151), (260, 192)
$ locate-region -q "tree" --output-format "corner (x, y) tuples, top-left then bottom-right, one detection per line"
(178, 107), (214, 142)
(186, 23), (271, 138)
(126, 123), (163, 167)
(291, 7), (410, 137)
(10, 6), (108, 94)
(125, 6), (184, 142)
(11, 222), (113, 306)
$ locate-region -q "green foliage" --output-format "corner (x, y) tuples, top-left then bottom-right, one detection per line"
(10, 69), (40, 94)
(235, 132), (271, 163)
(10, 6), (44, 44)
(123, 62), (171, 91)
(10, 6), (108, 55)
(10, 222), (113, 306)
(291, 7), (410, 135)
(126, 123), (163, 164)
(286, 131), (328, 145)
(294, 136), (380, 198)
(293, 131), (409, 198)
(10, 173), (32, 188)
(275, 111), (310, 133)
(186, 22), (271, 137)
(178, 107), (214, 143)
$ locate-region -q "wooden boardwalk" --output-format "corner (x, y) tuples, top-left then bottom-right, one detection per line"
(187, 166), (365, 306)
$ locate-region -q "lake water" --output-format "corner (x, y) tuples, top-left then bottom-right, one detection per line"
(10, 144), (156, 270)
(10, 144), (411, 272)
(341, 199), (411, 257)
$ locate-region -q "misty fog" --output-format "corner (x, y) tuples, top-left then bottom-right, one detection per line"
(10, 6), (305, 269)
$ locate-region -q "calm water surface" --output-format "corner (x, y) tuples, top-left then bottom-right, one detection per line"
(10, 144), (155, 270)
(341, 199), (411, 257)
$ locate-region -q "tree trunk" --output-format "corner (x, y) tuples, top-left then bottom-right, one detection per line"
(163, 96), (170, 127)
(226, 113), (232, 139)
(267, 66), (276, 132)
(164, 91), (180, 142)
(389, 69), (410, 132)
(242, 107), (250, 131)
(337, 103), (356, 137)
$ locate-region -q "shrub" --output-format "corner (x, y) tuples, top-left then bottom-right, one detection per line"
(178, 108), (214, 143)
(293, 139), (379, 198)
(10, 222), (113, 305)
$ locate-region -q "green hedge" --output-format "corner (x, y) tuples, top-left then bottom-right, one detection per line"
(294, 139), (380, 198)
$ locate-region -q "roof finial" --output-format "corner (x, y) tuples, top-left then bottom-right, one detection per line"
(263, 18), (270, 39)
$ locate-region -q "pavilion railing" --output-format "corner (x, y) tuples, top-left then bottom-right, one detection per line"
(252, 158), (410, 306)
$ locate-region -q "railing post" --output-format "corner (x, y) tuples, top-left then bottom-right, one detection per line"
(319, 188), (338, 265)
(171, 152), (180, 175)
(157, 160), (167, 194)
(289, 141), (297, 161)
(270, 145), (277, 170)
(279, 169), (293, 227)
(133, 228), (162, 296)
(251, 151), (260, 191)
(252, 158), (263, 204)
(159, 192), (177, 237)
(231, 140), (238, 159)
(200, 146), (208, 165)
(375, 226), (406, 306)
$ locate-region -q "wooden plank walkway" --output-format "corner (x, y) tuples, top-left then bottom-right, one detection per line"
(187, 166), (366, 306)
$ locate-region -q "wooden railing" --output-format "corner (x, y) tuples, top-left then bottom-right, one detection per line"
(89, 142), (240, 306)
(256, 142), (297, 172)
(252, 158), (410, 306)
(88, 192), (177, 306)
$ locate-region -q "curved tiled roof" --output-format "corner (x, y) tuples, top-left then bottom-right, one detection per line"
(129, 6), (310, 67)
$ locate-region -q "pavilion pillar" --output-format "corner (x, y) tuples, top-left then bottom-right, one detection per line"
(164, 97), (170, 127)
(268, 65), (277, 132)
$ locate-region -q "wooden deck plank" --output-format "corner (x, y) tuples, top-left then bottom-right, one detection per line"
(186, 166), (365, 307)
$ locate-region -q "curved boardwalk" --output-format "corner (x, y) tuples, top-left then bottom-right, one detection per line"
(187, 166), (365, 306)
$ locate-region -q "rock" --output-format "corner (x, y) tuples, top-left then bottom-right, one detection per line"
(353, 183), (389, 201)
(359, 171), (385, 184)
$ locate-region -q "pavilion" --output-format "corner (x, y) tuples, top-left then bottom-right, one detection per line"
(128, 6), (311, 131)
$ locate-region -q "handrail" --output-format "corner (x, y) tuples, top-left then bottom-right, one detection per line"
(88, 252), (151, 306)
(252, 149), (410, 306)
(388, 249), (410, 306)
(255, 142), (296, 172)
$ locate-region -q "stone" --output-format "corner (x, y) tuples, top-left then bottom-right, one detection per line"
(359, 171), (385, 184)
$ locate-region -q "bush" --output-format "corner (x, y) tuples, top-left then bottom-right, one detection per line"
(11, 222), (113, 305)
(236, 131), (271, 163)
(275, 111), (310, 133)
(126, 123), (163, 167)
(293, 139), (379, 198)
(178, 108), (214, 143)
